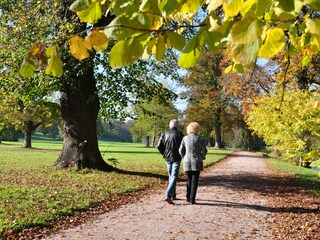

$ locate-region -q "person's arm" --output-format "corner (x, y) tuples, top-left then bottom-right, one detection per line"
(179, 139), (186, 158)
(157, 134), (165, 155)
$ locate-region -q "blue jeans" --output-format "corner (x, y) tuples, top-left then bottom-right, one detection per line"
(165, 160), (180, 198)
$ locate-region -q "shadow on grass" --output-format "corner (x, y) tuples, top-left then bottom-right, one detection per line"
(113, 168), (168, 181)
(104, 151), (158, 154)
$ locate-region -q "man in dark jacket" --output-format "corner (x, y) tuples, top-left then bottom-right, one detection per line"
(157, 119), (184, 204)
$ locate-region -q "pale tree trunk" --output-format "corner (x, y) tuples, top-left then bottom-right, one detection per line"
(151, 131), (156, 147)
(214, 107), (222, 148)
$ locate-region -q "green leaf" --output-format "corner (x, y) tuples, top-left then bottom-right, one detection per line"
(304, 0), (320, 10)
(159, 0), (183, 16)
(258, 28), (286, 58)
(20, 57), (37, 78)
(165, 31), (186, 51)
(70, 0), (90, 12)
(45, 46), (63, 77)
(232, 39), (261, 65)
(76, 1), (102, 23)
(112, 0), (140, 16)
(146, 38), (157, 54)
(203, 31), (224, 51)
(241, 0), (273, 17)
(277, 0), (295, 12)
(155, 35), (166, 61)
(234, 63), (245, 73)
(301, 55), (311, 67)
(306, 18), (320, 36)
(181, 0), (200, 14)
(178, 36), (201, 68)
(223, 0), (243, 18)
(109, 39), (144, 68)
(310, 35), (320, 54)
(231, 18), (263, 44)
(106, 12), (161, 40)
(140, 0), (162, 15)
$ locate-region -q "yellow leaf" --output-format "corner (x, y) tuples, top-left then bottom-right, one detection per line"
(69, 36), (92, 61)
(20, 57), (37, 77)
(306, 18), (320, 36)
(45, 46), (63, 77)
(85, 29), (109, 51)
(310, 35), (320, 54)
(76, 1), (102, 24)
(206, 0), (223, 13)
(224, 64), (233, 73)
(181, 0), (200, 14)
(223, 0), (244, 18)
(258, 28), (286, 58)
(231, 18), (262, 44)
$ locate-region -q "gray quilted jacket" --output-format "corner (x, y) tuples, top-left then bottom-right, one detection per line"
(179, 133), (207, 171)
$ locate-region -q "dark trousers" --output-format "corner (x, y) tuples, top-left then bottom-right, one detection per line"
(186, 171), (200, 203)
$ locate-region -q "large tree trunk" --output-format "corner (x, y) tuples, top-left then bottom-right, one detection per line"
(52, 2), (113, 171)
(53, 59), (113, 171)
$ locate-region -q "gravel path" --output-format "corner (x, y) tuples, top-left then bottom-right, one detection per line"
(45, 151), (274, 240)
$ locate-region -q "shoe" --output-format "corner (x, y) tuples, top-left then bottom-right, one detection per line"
(164, 197), (174, 204)
(190, 201), (196, 205)
(172, 196), (177, 200)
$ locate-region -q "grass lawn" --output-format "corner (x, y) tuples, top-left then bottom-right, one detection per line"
(267, 158), (320, 196)
(0, 136), (232, 236)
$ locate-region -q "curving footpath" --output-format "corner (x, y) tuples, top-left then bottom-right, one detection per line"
(45, 151), (274, 240)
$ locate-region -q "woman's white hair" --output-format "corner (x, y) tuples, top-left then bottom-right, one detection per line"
(169, 119), (179, 128)
(187, 122), (200, 134)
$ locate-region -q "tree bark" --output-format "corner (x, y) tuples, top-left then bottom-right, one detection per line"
(214, 107), (223, 148)
(145, 135), (150, 147)
(23, 120), (41, 148)
(53, 59), (113, 171)
(52, 2), (113, 171)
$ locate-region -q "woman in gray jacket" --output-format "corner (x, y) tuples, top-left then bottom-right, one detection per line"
(179, 122), (207, 205)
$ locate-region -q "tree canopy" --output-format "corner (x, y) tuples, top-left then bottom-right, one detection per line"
(20, 0), (320, 77)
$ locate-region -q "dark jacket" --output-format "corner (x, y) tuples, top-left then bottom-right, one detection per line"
(157, 127), (184, 162)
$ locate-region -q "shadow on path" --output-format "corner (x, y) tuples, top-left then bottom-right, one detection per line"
(189, 199), (320, 214)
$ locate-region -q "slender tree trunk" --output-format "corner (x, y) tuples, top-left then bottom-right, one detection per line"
(151, 131), (156, 147)
(23, 120), (41, 148)
(214, 107), (222, 148)
(145, 135), (150, 147)
(208, 137), (214, 147)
